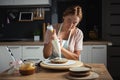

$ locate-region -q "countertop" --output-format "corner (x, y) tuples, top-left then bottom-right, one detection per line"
(0, 63), (113, 80)
(0, 41), (112, 46)
(83, 41), (112, 46)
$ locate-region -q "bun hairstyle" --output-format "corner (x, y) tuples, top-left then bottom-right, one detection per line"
(63, 5), (82, 20)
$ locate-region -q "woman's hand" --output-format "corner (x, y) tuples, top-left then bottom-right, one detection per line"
(47, 29), (58, 43)
(51, 29), (57, 40)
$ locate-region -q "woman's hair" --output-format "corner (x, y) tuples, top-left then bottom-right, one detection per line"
(63, 5), (82, 20)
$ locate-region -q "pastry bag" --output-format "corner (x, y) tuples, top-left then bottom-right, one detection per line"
(47, 25), (61, 59)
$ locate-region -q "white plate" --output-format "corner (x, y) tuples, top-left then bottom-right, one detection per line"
(42, 60), (76, 66)
(66, 72), (99, 80)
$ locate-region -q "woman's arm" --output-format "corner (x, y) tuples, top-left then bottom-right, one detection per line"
(61, 47), (80, 60)
(43, 29), (57, 59)
(43, 41), (53, 59)
(61, 28), (83, 60)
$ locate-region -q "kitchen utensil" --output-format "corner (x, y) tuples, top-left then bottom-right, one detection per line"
(47, 25), (61, 59)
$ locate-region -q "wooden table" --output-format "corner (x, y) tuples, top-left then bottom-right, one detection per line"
(0, 63), (113, 80)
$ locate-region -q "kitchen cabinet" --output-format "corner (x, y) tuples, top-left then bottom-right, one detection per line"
(102, 0), (120, 79)
(81, 45), (107, 66)
(7, 46), (22, 60)
(0, 45), (44, 73)
(22, 46), (44, 61)
(92, 45), (106, 65)
(14, 0), (51, 5)
(0, 0), (13, 5)
(0, 0), (51, 6)
(0, 46), (15, 73)
(0, 45), (44, 62)
(80, 45), (92, 63)
(0, 46), (22, 60)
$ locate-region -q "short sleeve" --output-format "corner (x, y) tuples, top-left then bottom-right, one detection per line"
(75, 29), (83, 51)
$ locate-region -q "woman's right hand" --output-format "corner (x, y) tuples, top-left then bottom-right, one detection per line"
(50, 29), (58, 40)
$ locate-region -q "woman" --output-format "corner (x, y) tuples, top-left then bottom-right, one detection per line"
(43, 5), (83, 60)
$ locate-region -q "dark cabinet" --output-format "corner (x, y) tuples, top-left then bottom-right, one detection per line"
(102, 0), (120, 79)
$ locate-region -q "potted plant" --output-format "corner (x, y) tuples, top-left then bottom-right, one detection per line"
(34, 30), (40, 41)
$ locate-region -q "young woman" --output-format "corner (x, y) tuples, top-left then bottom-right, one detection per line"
(43, 5), (83, 60)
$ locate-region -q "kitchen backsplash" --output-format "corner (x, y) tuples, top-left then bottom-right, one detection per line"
(0, 7), (51, 42)
(0, 0), (102, 42)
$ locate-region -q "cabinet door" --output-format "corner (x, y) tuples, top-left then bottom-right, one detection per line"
(91, 45), (107, 66)
(22, 46), (44, 61)
(14, 0), (50, 5)
(81, 45), (92, 63)
(0, 0), (14, 5)
(0, 0), (50, 5)
(8, 46), (22, 60)
(0, 46), (14, 73)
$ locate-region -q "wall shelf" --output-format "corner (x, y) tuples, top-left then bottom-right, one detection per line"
(33, 8), (45, 20)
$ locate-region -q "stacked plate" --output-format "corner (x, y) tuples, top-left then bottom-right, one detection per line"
(66, 67), (99, 80)
(69, 67), (91, 77)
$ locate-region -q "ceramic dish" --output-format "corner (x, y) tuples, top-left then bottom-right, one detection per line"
(66, 72), (99, 80)
(69, 71), (91, 77)
(69, 67), (91, 73)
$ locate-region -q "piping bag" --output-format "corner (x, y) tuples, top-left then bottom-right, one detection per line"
(47, 25), (62, 59)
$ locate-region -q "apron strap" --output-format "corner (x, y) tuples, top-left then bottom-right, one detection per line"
(66, 30), (71, 46)
(57, 23), (63, 37)
(58, 23), (72, 47)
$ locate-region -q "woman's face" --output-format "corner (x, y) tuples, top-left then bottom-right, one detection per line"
(63, 15), (80, 30)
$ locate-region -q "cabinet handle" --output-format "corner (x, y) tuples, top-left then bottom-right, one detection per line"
(8, 46), (20, 49)
(26, 47), (40, 49)
(92, 47), (104, 49)
(24, 58), (40, 61)
(111, 56), (120, 58)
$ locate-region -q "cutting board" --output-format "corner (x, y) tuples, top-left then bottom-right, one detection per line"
(40, 60), (84, 70)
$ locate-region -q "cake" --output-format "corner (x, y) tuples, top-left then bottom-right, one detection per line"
(50, 57), (68, 64)
(69, 67), (91, 77)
